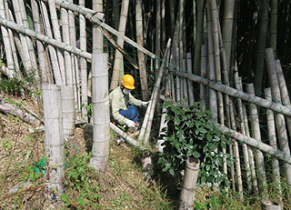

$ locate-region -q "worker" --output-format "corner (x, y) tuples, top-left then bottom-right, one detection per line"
(109, 74), (149, 130)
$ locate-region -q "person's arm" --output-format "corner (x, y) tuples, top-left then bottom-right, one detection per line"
(128, 93), (142, 107)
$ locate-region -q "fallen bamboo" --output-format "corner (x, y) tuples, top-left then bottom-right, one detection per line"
(0, 100), (41, 126)
(110, 122), (145, 151)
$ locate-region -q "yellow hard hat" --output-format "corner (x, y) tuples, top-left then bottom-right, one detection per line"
(121, 74), (135, 89)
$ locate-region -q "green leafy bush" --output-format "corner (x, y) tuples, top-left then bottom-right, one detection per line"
(158, 101), (234, 187)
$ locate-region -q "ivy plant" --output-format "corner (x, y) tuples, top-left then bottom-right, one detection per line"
(158, 101), (234, 187)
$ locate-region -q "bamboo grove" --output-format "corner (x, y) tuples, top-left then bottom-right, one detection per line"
(0, 0), (291, 203)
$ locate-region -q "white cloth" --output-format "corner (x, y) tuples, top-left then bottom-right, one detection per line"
(126, 120), (136, 128)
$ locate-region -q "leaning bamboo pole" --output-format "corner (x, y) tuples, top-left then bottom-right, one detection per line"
(0, 0), (14, 77)
(54, 0), (157, 60)
(276, 60), (291, 140)
(31, 0), (50, 84)
(136, 0), (149, 101)
(48, 0), (66, 84)
(11, 0), (32, 77)
(265, 48), (291, 192)
(155, 0), (161, 71)
(234, 68), (252, 192)
(18, 0), (40, 90)
(90, 53), (110, 173)
(172, 70), (291, 117)
(0, 17), (91, 60)
(40, 1), (62, 85)
(5, 2), (20, 78)
(110, 0), (129, 91)
(246, 83), (268, 199)
(264, 88), (282, 201)
(241, 91), (259, 195)
(216, 124), (291, 165)
(139, 39), (171, 144)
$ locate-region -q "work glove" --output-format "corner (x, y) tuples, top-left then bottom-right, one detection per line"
(141, 101), (150, 106)
(125, 120), (137, 128)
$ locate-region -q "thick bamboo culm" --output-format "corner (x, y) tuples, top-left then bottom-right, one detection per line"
(264, 88), (282, 201)
(90, 53), (110, 173)
(200, 45), (207, 112)
(246, 83), (268, 199)
(265, 48), (291, 192)
(42, 84), (65, 200)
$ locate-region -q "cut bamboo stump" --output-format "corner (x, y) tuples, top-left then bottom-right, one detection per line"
(179, 158), (200, 210)
(42, 84), (65, 201)
(261, 200), (281, 210)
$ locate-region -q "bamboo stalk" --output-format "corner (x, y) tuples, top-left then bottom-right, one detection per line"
(139, 39), (172, 144)
(54, 0), (157, 59)
(90, 53), (110, 173)
(264, 87), (282, 200)
(265, 48), (291, 192)
(234, 68), (252, 192)
(0, 0), (14, 77)
(246, 83), (268, 199)
(40, 1), (62, 85)
(61, 7), (72, 86)
(200, 45), (207, 111)
(11, 0), (32, 76)
(275, 60), (291, 140)
(92, 0), (103, 53)
(110, 0), (129, 90)
(241, 93), (259, 195)
(206, 2), (218, 120)
(136, 0), (149, 101)
(42, 84), (64, 201)
(216, 123), (291, 165)
(31, 0), (50, 84)
(182, 59), (189, 106)
(186, 53), (194, 105)
(79, 0), (88, 122)
(48, 0), (66, 85)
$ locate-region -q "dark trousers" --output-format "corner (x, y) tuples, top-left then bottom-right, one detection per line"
(119, 105), (139, 123)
